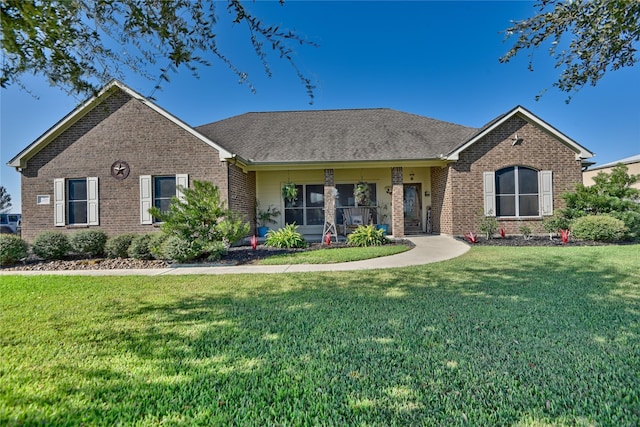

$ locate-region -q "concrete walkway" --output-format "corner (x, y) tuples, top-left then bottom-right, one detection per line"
(2, 235), (470, 276)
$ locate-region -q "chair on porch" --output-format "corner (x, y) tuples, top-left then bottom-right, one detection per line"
(342, 207), (372, 235)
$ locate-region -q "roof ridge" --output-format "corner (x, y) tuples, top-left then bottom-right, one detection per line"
(244, 107), (392, 114)
(196, 108), (479, 131)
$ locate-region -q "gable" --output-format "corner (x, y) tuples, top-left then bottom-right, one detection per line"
(8, 80), (232, 169)
(446, 106), (594, 161)
(21, 90), (222, 177)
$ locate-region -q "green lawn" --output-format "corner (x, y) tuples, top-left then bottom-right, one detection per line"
(1, 245), (638, 426)
(258, 244), (409, 265)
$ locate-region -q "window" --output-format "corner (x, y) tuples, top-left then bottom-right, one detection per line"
(68, 179), (88, 224)
(154, 176), (176, 217)
(483, 167), (553, 218)
(284, 184), (325, 226)
(53, 177), (99, 226)
(139, 174), (188, 224)
(335, 183), (377, 224)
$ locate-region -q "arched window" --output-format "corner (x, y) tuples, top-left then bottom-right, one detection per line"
(496, 166), (539, 217)
(483, 168), (553, 218)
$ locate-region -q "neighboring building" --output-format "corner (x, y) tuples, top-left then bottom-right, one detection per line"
(8, 80), (594, 242)
(583, 154), (640, 190)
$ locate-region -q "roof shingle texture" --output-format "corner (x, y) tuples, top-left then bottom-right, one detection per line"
(195, 109), (478, 163)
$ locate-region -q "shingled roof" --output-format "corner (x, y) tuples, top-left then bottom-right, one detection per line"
(195, 108), (479, 164)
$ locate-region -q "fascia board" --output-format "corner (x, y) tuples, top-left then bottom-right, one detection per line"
(7, 80), (233, 169)
(241, 159), (449, 172)
(446, 106), (595, 161)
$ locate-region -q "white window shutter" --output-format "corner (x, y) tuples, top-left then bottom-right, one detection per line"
(540, 170), (553, 216)
(176, 174), (188, 201)
(54, 178), (65, 226)
(483, 171), (496, 216)
(87, 177), (99, 225)
(140, 175), (153, 225)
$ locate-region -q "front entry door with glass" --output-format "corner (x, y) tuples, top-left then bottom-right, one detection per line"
(403, 183), (422, 234)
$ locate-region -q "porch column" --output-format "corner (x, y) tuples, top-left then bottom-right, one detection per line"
(391, 167), (404, 238)
(324, 169), (336, 226)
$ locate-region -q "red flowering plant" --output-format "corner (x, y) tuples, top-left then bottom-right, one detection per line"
(465, 231), (478, 244)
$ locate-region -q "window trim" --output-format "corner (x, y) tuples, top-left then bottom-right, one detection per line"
(153, 175), (177, 222)
(484, 167), (553, 219)
(497, 166), (539, 218)
(284, 183), (325, 226)
(68, 178), (88, 225)
(139, 174), (188, 225)
(53, 177), (99, 226)
(335, 182), (378, 224)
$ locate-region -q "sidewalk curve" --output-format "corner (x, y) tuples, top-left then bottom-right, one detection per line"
(2, 235), (469, 276)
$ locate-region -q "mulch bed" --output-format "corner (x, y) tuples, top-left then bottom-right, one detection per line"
(1, 240), (413, 271)
(456, 235), (629, 247)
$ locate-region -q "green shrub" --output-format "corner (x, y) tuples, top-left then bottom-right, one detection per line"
(148, 180), (250, 250)
(161, 236), (203, 263)
(204, 241), (227, 261)
(148, 233), (169, 260)
(519, 225), (533, 240)
(478, 213), (499, 239)
(347, 224), (388, 247)
(70, 229), (107, 257)
(32, 231), (70, 260)
(216, 212), (251, 247)
(105, 233), (136, 258)
(571, 215), (627, 242)
(128, 234), (154, 260)
(607, 210), (640, 239)
(0, 235), (29, 266)
(265, 224), (307, 249)
(542, 215), (572, 237)
(560, 164), (639, 240)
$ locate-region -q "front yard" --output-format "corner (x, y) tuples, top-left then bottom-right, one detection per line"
(1, 245), (638, 425)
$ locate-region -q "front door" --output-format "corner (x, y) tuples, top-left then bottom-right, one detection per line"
(403, 183), (422, 234)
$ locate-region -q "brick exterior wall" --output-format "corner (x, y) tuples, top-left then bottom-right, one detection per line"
(435, 115), (583, 236)
(323, 169), (336, 226)
(20, 88), (231, 242)
(228, 164), (256, 234)
(430, 166), (453, 234)
(391, 167), (404, 237)
(18, 96), (584, 242)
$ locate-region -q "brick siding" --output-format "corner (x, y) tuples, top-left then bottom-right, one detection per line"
(20, 88), (230, 242)
(435, 116), (583, 236)
(391, 167), (404, 237)
(430, 166), (453, 234)
(228, 164), (256, 234)
(323, 169), (336, 226)
(18, 97), (584, 242)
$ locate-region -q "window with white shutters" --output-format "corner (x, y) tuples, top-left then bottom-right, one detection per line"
(484, 167), (552, 217)
(53, 177), (99, 226)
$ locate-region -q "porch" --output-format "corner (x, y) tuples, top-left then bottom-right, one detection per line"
(253, 165), (438, 238)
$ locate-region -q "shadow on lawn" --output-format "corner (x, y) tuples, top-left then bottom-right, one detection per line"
(7, 247), (640, 425)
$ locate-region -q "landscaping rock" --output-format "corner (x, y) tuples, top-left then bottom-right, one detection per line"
(1, 240), (413, 271)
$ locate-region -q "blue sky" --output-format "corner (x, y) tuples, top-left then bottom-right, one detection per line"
(1, 1), (639, 213)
